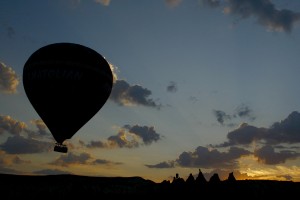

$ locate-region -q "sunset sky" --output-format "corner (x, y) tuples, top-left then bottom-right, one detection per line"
(1, 0), (300, 183)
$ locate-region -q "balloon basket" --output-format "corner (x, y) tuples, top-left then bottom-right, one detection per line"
(54, 143), (68, 153)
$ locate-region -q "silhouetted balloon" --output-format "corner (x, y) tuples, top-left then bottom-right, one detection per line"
(23, 43), (113, 153)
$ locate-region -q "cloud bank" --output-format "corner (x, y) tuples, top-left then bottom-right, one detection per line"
(148, 111), (300, 172)
(0, 115), (52, 154)
(49, 152), (122, 167)
(216, 111), (300, 147)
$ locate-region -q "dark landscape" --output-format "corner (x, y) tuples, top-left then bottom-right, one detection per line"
(1, 172), (299, 198)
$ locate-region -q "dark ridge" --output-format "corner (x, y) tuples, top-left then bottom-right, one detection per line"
(0, 173), (299, 198)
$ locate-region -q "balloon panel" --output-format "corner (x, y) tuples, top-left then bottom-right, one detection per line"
(23, 43), (113, 144)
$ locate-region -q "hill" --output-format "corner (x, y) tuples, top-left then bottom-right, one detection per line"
(0, 173), (299, 198)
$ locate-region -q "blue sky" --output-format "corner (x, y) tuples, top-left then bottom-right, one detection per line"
(1, 0), (300, 182)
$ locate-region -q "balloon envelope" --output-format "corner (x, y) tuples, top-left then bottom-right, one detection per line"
(23, 43), (113, 152)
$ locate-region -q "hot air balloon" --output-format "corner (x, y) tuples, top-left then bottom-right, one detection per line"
(23, 43), (113, 153)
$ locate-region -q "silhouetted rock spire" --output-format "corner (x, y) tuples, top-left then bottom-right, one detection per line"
(195, 169), (207, 184)
(172, 173), (185, 185)
(226, 172), (236, 182)
(209, 173), (220, 183)
(186, 173), (195, 185)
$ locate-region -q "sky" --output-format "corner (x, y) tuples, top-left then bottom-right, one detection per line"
(1, 0), (300, 183)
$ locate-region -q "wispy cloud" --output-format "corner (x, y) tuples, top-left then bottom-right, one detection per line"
(66, 0), (300, 33)
(166, 81), (178, 93)
(213, 104), (255, 126)
(201, 0), (300, 32)
(145, 161), (175, 168)
(235, 104), (256, 120)
(213, 110), (232, 125)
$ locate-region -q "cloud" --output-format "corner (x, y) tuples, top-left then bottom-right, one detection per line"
(216, 123), (267, 147)
(85, 140), (109, 148)
(165, 0), (182, 8)
(84, 125), (162, 149)
(0, 150), (30, 165)
(166, 81), (178, 93)
(50, 152), (91, 167)
(0, 135), (52, 154)
(254, 145), (300, 165)
(201, 0), (300, 33)
(148, 146), (251, 169)
(91, 158), (122, 165)
(216, 111), (300, 147)
(213, 110), (232, 125)
(49, 152), (121, 167)
(94, 0), (111, 6)
(110, 80), (161, 109)
(189, 96), (200, 103)
(0, 62), (19, 94)
(107, 130), (140, 148)
(176, 146), (251, 169)
(234, 104), (255, 120)
(29, 119), (49, 136)
(267, 111), (300, 144)
(276, 174), (293, 181)
(123, 125), (162, 145)
(146, 112), (300, 172)
(0, 114), (50, 140)
(0, 166), (23, 174)
(145, 161), (175, 168)
(213, 104), (255, 126)
(83, 131), (139, 148)
(0, 115), (27, 136)
(108, 62), (119, 83)
(0, 115), (53, 154)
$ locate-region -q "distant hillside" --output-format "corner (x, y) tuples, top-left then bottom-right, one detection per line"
(0, 173), (299, 198)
